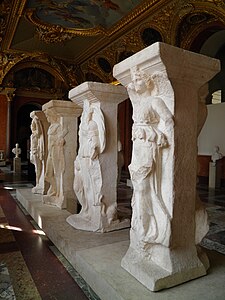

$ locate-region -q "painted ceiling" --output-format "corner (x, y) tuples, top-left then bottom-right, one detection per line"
(27, 0), (143, 30)
(2, 0), (147, 62)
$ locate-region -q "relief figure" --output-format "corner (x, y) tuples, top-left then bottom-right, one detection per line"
(45, 109), (67, 198)
(30, 113), (44, 192)
(127, 66), (174, 248)
(74, 100), (105, 220)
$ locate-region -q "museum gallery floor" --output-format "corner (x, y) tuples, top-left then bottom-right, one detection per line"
(0, 167), (225, 300)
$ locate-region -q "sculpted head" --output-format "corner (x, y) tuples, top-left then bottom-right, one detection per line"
(45, 109), (59, 123)
(130, 66), (154, 94)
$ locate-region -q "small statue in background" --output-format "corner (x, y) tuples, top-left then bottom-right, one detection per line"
(211, 145), (223, 163)
(12, 143), (21, 158)
(12, 143), (21, 173)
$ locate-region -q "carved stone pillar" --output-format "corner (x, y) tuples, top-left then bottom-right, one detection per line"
(66, 82), (130, 232)
(42, 100), (82, 213)
(30, 110), (49, 195)
(113, 42), (220, 291)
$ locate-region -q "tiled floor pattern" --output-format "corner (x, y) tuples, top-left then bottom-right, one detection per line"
(0, 166), (225, 299)
(0, 262), (16, 300)
(0, 181), (93, 300)
(0, 198), (41, 299)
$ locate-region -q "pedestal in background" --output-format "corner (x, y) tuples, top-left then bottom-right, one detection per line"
(209, 161), (222, 188)
(13, 157), (21, 173)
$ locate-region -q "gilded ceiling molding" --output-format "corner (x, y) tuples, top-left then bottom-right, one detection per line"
(150, 0), (178, 44)
(81, 17), (168, 79)
(169, 1), (195, 45)
(25, 0), (161, 40)
(116, 26), (143, 53)
(180, 9), (225, 49)
(138, 22), (165, 44)
(36, 27), (73, 44)
(9, 59), (64, 83)
(25, 8), (107, 38)
(0, 52), (76, 93)
(58, 61), (81, 87)
(1, 0), (27, 50)
(76, 0), (172, 64)
(170, 1), (225, 47)
(0, 51), (29, 85)
(80, 24), (147, 81)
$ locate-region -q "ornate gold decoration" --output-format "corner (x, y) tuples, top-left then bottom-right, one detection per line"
(25, 1), (161, 39)
(0, 51), (76, 100)
(58, 61), (81, 87)
(0, 51), (30, 85)
(178, 1), (225, 49)
(209, 0), (225, 8)
(0, 0), (12, 45)
(26, 8), (106, 38)
(151, 1), (178, 43)
(1, 0), (27, 50)
(76, 0), (173, 64)
(36, 26), (73, 44)
(0, 87), (16, 101)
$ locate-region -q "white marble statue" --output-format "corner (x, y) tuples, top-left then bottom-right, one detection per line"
(73, 100), (105, 221)
(127, 66), (174, 248)
(44, 109), (67, 201)
(113, 41), (220, 292)
(67, 81), (130, 231)
(12, 143), (21, 158)
(211, 145), (223, 163)
(30, 112), (44, 193)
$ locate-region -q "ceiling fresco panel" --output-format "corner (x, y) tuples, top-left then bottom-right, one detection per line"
(27, 0), (144, 30)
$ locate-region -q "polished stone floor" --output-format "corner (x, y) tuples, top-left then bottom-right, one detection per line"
(0, 167), (97, 300)
(0, 166), (225, 299)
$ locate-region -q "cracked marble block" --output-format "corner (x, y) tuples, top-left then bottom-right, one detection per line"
(113, 42), (220, 291)
(30, 110), (49, 195)
(66, 82), (130, 232)
(42, 100), (82, 213)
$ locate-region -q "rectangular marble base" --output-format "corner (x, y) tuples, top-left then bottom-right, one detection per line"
(16, 188), (225, 300)
(121, 247), (207, 292)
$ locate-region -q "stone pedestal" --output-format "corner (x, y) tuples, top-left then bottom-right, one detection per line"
(42, 100), (82, 213)
(209, 162), (216, 188)
(67, 82), (130, 232)
(209, 161), (222, 188)
(113, 42), (220, 291)
(30, 111), (49, 195)
(13, 157), (21, 173)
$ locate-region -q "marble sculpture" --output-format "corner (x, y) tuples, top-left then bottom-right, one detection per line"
(113, 42), (220, 291)
(74, 101), (105, 219)
(67, 81), (130, 232)
(211, 145), (223, 163)
(42, 100), (82, 212)
(12, 143), (21, 158)
(12, 143), (21, 173)
(30, 111), (49, 194)
(43, 108), (67, 207)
